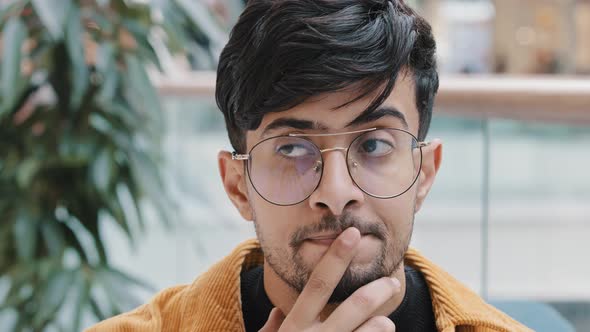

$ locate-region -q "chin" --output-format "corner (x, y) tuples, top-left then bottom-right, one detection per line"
(326, 264), (387, 304)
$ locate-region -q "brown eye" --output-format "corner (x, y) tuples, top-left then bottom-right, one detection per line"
(276, 144), (312, 158)
(359, 139), (394, 156)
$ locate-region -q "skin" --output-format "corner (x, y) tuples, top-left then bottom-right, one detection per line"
(218, 72), (443, 331)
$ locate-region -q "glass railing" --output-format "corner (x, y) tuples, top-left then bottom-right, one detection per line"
(100, 74), (589, 331)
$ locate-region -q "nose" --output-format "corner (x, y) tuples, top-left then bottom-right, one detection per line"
(308, 149), (365, 215)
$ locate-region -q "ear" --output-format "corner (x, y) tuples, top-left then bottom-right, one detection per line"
(218, 151), (254, 221)
(414, 139), (443, 213)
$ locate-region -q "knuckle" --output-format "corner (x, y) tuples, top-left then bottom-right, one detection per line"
(349, 291), (373, 308)
(306, 275), (330, 294)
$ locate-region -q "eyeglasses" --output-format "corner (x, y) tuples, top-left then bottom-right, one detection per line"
(232, 127), (429, 206)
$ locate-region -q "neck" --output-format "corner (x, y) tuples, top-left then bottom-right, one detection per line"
(263, 262), (407, 321)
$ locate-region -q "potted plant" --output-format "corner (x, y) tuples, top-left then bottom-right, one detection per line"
(0, 0), (226, 330)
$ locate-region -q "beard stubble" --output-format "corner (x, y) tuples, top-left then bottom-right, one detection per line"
(255, 212), (413, 304)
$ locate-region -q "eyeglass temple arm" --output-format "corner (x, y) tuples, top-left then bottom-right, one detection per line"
(418, 142), (430, 148)
(232, 152), (249, 160)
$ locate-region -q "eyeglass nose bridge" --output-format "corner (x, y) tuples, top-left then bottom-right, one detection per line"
(315, 146), (360, 173)
(319, 146), (348, 154)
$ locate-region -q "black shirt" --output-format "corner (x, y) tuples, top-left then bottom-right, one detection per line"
(240, 265), (438, 332)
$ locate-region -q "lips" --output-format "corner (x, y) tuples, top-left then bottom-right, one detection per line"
(305, 233), (372, 241)
(306, 238), (336, 246)
(303, 233), (337, 246)
(308, 235), (338, 241)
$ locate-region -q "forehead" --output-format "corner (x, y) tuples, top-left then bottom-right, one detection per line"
(246, 74), (419, 147)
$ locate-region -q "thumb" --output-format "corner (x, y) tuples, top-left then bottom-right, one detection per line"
(259, 307), (285, 332)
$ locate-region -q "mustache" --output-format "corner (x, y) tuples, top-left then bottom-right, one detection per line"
(289, 213), (387, 249)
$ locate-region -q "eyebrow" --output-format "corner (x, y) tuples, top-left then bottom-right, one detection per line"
(346, 106), (408, 129)
(261, 106), (408, 137)
(262, 118), (329, 137)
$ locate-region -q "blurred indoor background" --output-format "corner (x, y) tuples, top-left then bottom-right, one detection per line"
(0, 0), (589, 331)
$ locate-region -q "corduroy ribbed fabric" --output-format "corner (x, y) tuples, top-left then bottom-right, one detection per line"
(86, 239), (532, 332)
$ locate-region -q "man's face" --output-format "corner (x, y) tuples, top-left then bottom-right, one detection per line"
(219, 74), (441, 302)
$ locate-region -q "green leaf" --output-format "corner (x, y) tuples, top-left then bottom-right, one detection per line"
(60, 220), (91, 263)
(114, 0), (150, 22)
(124, 53), (163, 132)
(31, 0), (72, 40)
(95, 42), (119, 104)
(160, 18), (189, 52)
(89, 10), (115, 39)
(0, 264), (36, 310)
(120, 181), (145, 233)
(0, 16), (27, 116)
(129, 149), (173, 226)
(105, 100), (139, 133)
(89, 113), (135, 152)
(121, 18), (162, 71)
(158, 2), (191, 44)
(16, 158), (40, 188)
(32, 269), (74, 328)
(89, 296), (107, 321)
(87, 219), (108, 265)
(13, 209), (38, 261)
(96, 41), (115, 74)
(104, 194), (135, 246)
(96, 0), (110, 8)
(175, 0), (227, 44)
(0, 218), (15, 267)
(97, 68), (119, 104)
(91, 148), (113, 194)
(71, 269), (90, 332)
(65, 4), (89, 109)
(40, 219), (65, 257)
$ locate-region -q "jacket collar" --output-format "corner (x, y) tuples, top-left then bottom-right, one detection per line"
(403, 248), (531, 331)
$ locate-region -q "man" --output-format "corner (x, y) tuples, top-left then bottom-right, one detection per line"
(89, 0), (531, 331)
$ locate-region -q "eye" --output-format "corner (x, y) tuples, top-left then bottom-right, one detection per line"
(276, 144), (312, 158)
(359, 139), (394, 156)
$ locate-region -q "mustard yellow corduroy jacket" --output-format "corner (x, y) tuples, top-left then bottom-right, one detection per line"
(86, 239), (532, 332)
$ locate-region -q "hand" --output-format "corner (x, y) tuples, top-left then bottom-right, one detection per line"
(259, 227), (401, 331)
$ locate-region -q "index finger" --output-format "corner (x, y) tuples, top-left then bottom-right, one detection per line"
(283, 227), (361, 329)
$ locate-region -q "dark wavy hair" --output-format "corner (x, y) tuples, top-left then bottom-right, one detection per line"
(216, 0), (439, 153)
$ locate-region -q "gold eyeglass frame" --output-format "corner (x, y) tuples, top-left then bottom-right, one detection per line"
(232, 127), (430, 206)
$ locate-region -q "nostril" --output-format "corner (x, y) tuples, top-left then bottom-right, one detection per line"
(315, 202), (329, 210)
(344, 199), (358, 210)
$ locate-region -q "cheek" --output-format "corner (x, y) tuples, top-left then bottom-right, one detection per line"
(368, 190), (416, 230)
(249, 194), (302, 245)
